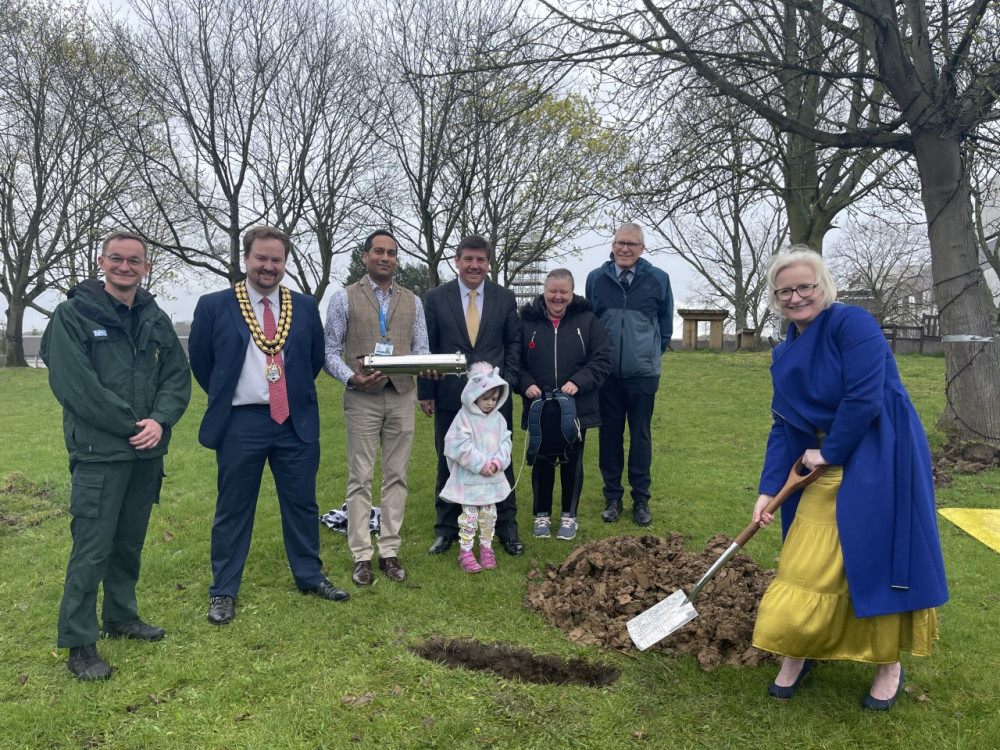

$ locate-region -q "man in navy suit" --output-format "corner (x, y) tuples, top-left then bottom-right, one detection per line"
(189, 226), (349, 626)
(417, 235), (523, 555)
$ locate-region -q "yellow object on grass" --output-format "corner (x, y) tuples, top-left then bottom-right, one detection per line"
(938, 508), (1000, 553)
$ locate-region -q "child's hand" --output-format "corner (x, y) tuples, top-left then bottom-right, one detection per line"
(480, 464), (495, 477)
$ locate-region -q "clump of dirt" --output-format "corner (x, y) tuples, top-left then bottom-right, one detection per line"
(933, 434), (1000, 489)
(412, 636), (618, 687)
(524, 534), (776, 671)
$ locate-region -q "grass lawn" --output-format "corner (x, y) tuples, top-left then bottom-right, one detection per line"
(0, 351), (997, 749)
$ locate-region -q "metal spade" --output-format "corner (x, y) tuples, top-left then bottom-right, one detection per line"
(626, 457), (827, 651)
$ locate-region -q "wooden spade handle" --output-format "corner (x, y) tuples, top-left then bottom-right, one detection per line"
(733, 457), (827, 548)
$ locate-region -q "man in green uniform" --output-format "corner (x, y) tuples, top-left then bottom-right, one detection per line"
(40, 231), (191, 681)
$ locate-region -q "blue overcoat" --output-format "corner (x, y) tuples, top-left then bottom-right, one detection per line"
(759, 303), (948, 618)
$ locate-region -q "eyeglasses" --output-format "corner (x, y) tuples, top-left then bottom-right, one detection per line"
(103, 254), (147, 268)
(613, 240), (642, 250)
(774, 283), (818, 301)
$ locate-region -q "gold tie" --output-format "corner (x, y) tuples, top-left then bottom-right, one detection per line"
(466, 290), (480, 346)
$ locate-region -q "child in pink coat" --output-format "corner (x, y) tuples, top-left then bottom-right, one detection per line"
(440, 363), (513, 572)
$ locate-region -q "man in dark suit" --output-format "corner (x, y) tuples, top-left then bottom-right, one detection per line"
(417, 235), (523, 555)
(189, 226), (349, 626)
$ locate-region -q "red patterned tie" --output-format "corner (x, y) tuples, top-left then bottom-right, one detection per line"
(263, 297), (290, 424)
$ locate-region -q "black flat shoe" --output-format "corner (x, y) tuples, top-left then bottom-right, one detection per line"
(499, 537), (524, 556)
(302, 581), (351, 601)
(207, 595), (235, 625)
(103, 618), (166, 641)
(428, 536), (454, 555)
(768, 659), (813, 699)
(862, 667), (904, 711)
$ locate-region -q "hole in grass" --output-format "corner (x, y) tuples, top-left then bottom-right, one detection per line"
(411, 636), (618, 687)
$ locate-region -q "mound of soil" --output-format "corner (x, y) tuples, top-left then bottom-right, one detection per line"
(412, 636), (618, 687)
(933, 435), (1000, 489)
(524, 533), (776, 671)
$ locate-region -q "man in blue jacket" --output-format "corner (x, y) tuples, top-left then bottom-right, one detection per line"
(189, 226), (349, 627)
(585, 223), (673, 526)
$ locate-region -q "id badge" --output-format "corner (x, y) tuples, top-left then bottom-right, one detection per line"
(374, 341), (394, 355)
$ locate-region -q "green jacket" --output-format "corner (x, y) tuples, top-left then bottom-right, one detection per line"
(40, 279), (191, 466)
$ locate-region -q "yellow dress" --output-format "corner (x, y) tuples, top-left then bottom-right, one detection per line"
(752, 466), (938, 663)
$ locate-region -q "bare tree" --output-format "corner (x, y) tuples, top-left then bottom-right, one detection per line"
(457, 90), (623, 284)
(114, 0), (324, 286)
(0, 0), (134, 367)
(544, 0), (1000, 440)
(247, 7), (384, 299)
(827, 211), (932, 326)
(366, 0), (572, 286)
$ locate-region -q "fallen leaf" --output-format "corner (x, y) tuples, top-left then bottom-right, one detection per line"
(391, 685), (402, 696)
(163, 530), (174, 542)
(148, 694), (159, 705)
(18, 674), (28, 685)
(234, 712), (251, 722)
(422, 717), (434, 728)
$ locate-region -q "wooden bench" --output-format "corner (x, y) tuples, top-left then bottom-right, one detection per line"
(881, 314), (940, 354)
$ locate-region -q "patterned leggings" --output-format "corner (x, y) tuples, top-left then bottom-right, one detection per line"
(458, 504), (497, 552)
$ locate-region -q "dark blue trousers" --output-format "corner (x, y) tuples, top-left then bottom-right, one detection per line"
(209, 405), (325, 597)
(598, 376), (659, 504)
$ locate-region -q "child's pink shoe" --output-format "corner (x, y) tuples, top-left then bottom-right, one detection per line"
(458, 549), (482, 573)
(479, 547), (497, 569)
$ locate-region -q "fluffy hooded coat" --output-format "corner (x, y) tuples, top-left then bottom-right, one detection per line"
(440, 364), (513, 506)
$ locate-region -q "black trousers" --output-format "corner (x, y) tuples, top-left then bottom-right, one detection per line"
(531, 430), (587, 517)
(58, 458), (163, 648)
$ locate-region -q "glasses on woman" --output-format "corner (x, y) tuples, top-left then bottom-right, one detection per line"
(774, 283), (818, 301)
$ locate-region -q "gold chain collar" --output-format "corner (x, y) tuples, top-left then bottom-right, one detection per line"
(235, 281), (292, 356)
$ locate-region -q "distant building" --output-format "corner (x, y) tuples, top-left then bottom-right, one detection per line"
(508, 258), (547, 309)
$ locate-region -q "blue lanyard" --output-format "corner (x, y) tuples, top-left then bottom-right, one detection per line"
(378, 303), (388, 338)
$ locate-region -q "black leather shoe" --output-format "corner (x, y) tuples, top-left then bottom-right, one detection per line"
(862, 667), (904, 711)
(302, 580), (351, 601)
(499, 537), (525, 556)
(768, 660), (813, 700)
(352, 560), (373, 586)
(207, 595), (235, 625)
(601, 499), (623, 523)
(632, 499), (652, 526)
(67, 643), (112, 681)
(428, 536), (455, 554)
(103, 618), (166, 641)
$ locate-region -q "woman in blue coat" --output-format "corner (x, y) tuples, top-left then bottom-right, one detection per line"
(752, 248), (947, 711)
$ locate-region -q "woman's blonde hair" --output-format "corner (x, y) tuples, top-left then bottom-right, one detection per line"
(766, 245), (837, 316)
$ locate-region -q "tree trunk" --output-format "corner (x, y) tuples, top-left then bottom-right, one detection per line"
(3, 300), (29, 368)
(914, 132), (1000, 441)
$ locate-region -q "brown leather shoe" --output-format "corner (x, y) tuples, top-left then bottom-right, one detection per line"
(378, 556), (406, 582)
(351, 560), (373, 586)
